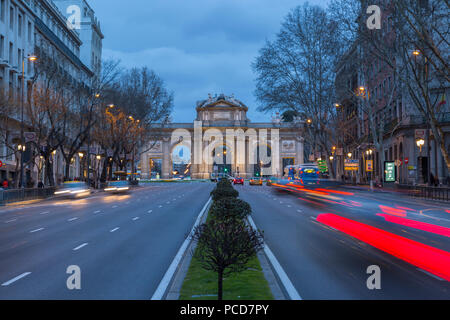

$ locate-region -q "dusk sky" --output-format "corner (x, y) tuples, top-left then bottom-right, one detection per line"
(88, 0), (329, 122)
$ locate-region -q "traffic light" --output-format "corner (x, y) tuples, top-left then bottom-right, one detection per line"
(256, 173), (259, 177)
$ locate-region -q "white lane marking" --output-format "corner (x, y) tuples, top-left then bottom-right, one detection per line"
(148, 210), (153, 213)
(30, 228), (44, 233)
(1, 272), (32, 286)
(248, 216), (302, 300)
(110, 227), (120, 233)
(416, 268), (445, 281)
(5, 219), (17, 223)
(287, 205), (292, 208)
(73, 243), (88, 251)
(132, 217), (140, 221)
(152, 196), (212, 300)
(67, 217), (78, 222)
(40, 211), (49, 215)
(112, 205), (118, 208)
(297, 209), (303, 213)
(158, 205), (163, 208)
(126, 202), (130, 205)
(166, 201), (170, 204)
(94, 210), (101, 214)
(173, 199), (176, 201)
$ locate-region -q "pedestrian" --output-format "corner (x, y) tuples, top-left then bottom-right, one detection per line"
(38, 181), (44, 188)
(2, 179), (8, 189)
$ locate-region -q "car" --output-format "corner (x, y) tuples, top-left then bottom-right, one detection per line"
(233, 177), (244, 185)
(104, 180), (130, 193)
(54, 181), (91, 198)
(249, 177), (263, 186)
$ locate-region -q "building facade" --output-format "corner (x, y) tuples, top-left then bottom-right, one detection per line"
(140, 94), (305, 180)
(0, 0), (102, 186)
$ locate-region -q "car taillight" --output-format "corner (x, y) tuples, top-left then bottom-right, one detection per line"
(300, 171), (303, 174)
(316, 171), (320, 174)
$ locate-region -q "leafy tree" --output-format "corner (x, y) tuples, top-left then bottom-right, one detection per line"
(210, 198), (252, 221)
(191, 219), (264, 300)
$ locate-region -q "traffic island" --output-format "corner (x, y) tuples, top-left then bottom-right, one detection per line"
(177, 179), (275, 300)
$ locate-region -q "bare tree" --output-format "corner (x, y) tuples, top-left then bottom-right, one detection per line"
(253, 3), (341, 178)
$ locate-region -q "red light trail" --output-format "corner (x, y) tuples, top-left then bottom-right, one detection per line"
(317, 213), (450, 281)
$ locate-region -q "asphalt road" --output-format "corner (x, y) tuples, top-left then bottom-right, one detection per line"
(238, 182), (450, 299)
(0, 182), (214, 299)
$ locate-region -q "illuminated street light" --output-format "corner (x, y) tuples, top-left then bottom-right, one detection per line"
(416, 139), (425, 152)
(412, 50), (420, 56)
(306, 118), (312, 124)
(329, 156), (334, 161)
(96, 155), (101, 160)
(347, 152), (352, 158)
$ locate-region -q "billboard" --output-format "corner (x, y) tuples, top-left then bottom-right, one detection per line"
(384, 161), (396, 182)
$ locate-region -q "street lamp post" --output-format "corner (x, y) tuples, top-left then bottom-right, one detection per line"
(19, 54), (37, 188)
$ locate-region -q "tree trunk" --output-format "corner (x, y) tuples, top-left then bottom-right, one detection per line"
(218, 270), (223, 301)
(64, 161), (71, 181)
(45, 157), (55, 186)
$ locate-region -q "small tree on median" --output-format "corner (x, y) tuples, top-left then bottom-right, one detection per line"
(210, 197), (252, 221)
(191, 219), (264, 300)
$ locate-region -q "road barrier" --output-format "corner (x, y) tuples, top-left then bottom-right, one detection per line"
(0, 187), (56, 206)
(398, 184), (450, 202)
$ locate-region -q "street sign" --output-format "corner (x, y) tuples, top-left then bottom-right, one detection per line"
(384, 161), (396, 182)
(336, 148), (343, 156)
(366, 160), (373, 172)
(24, 132), (37, 143)
(345, 159), (359, 171)
(0, 160), (3, 168)
(308, 154), (315, 161)
(394, 159), (402, 167)
(415, 129), (426, 140)
(404, 157), (409, 164)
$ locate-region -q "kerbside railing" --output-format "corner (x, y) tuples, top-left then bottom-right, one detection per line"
(0, 188), (56, 206)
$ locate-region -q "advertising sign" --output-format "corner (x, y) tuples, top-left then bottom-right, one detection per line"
(344, 159), (359, 171)
(317, 159), (328, 173)
(366, 160), (373, 172)
(384, 161), (396, 182)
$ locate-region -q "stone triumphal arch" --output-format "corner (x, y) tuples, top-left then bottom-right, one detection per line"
(140, 94), (305, 179)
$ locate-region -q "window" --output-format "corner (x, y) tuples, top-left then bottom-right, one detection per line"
(8, 42), (13, 64)
(9, 6), (14, 30)
(0, 35), (4, 59)
(28, 21), (32, 42)
(18, 13), (23, 37)
(0, 0), (5, 22)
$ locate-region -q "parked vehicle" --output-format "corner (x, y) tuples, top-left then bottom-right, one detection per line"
(233, 177), (244, 185)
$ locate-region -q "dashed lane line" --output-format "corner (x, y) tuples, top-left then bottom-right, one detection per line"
(30, 228), (44, 233)
(1, 272), (32, 286)
(73, 243), (88, 251)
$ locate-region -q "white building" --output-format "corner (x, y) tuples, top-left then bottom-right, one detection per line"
(52, 0), (103, 78)
(0, 0), (102, 185)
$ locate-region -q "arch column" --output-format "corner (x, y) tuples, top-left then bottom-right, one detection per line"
(161, 137), (172, 179)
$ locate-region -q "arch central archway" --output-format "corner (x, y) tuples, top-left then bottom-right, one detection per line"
(172, 144), (191, 178)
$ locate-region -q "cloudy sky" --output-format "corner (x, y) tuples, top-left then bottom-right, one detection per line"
(88, 0), (329, 122)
